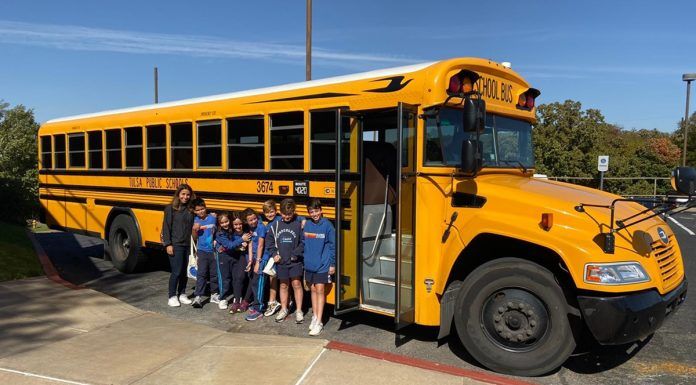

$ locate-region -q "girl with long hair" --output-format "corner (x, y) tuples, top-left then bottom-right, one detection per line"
(161, 183), (196, 307)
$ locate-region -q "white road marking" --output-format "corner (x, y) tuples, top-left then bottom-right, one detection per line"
(294, 347), (327, 385)
(0, 368), (92, 385)
(668, 217), (695, 236)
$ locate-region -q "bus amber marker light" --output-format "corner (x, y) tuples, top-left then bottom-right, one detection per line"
(584, 262), (650, 284)
(540, 213), (553, 231)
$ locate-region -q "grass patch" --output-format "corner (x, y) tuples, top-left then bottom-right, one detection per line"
(0, 221), (44, 282)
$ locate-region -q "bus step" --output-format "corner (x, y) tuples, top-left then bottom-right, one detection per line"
(367, 276), (395, 305)
(367, 276), (413, 305)
(378, 255), (414, 282)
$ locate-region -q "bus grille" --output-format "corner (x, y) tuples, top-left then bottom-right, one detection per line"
(651, 235), (682, 292)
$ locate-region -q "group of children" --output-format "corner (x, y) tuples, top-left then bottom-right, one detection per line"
(163, 184), (335, 336)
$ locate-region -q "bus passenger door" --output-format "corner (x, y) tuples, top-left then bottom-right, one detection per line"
(395, 103), (417, 329)
(334, 109), (362, 314)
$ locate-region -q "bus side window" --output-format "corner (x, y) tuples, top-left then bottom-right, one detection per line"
(197, 120), (222, 169)
(228, 116), (264, 170)
(171, 122), (193, 169)
(147, 125), (166, 170)
(105, 129), (122, 169)
(87, 131), (103, 169)
(54, 134), (66, 169)
(270, 112), (304, 170)
(125, 126), (143, 169)
(68, 133), (86, 168)
(310, 110), (350, 170)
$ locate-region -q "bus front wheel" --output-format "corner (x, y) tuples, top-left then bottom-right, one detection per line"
(108, 215), (146, 273)
(453, 258), (575, 376)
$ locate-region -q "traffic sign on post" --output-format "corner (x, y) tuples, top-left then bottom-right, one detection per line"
(598, 156), (609, 172)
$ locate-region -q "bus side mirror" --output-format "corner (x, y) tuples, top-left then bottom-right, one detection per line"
(462, 97), (485, 132)
(672, 167), (696, 195)
(460, 139), (482, 176)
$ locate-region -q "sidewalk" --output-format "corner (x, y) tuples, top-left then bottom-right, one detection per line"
(0, 277), (521, 385)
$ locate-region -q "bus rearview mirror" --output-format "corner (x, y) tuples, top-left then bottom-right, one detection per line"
(460, 139), (482, 176)
(462, 98), (485, 132)
(672, 167), (696, 196)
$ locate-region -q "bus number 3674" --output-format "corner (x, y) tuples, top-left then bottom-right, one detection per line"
(256, 181), (273, 193)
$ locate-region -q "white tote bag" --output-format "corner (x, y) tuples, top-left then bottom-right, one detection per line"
(187, 236), (198, 280)
(263, 222), (278, 277)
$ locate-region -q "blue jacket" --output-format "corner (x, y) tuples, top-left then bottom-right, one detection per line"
(215, 230), (247, 259)
(303, 218), (335, 273)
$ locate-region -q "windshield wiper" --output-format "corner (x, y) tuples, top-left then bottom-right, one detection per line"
(499, 159), (528, 174)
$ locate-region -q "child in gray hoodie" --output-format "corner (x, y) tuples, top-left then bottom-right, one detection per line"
(266, 198), (304, 323)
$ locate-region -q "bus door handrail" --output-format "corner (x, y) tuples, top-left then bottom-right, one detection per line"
(367, 174), (390, 261)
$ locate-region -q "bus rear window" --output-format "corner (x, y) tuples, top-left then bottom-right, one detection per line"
(40, 136), (52, 169)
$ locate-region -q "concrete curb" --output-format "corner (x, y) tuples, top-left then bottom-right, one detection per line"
(325, 340), (539, 385)
(25, 229), (84, 290)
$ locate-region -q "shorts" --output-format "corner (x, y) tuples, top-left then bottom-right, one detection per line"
(276, 262), (304, 280)
(304, 270), (332, 284)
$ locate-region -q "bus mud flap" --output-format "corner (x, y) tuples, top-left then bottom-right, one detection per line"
(438, 280), (462, 340)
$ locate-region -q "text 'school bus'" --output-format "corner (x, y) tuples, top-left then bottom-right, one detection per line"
(38, 58), (690, 376)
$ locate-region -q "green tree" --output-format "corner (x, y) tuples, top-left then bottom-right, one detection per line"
(671, 112), (696, 167)
(533, 100), (681, 196)
(0, 100), (40, 223)
(533, 100), (609, 178)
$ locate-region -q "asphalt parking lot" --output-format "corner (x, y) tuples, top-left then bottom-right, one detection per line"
(35, 210), (696, 385)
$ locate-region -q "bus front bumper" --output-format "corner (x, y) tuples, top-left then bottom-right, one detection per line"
(577, 279), (687, 345)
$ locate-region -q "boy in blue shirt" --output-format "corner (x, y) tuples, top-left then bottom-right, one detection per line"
(303, 199), (335, 335)
(242, 207), (268, 321)
(191, 198), (218, 308)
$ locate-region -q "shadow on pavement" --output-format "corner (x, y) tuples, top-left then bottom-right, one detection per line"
(562, 335), (652, 374)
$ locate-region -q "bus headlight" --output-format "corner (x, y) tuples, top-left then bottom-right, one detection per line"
(584, 262), (650, 285)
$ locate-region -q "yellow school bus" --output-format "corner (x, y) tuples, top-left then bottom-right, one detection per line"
(38, 57), (689, 376)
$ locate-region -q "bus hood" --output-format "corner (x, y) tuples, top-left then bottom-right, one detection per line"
(467, 173), (684, 294)
(475, 173), (661, 232)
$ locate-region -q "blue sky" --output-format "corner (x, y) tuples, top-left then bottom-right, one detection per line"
(1, 0), (694, 132)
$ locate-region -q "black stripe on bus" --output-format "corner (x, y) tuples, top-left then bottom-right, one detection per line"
(40, 195), (353, 230)
(245, 92), (357, 104)
(40, 183), (351, 208)
(95, 199), (166, 212)
(38, 169), (361, 182)
(39, 194), (88, 204)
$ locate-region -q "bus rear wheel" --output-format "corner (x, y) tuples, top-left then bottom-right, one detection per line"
(453, 258), (575, 376)
(108, 215), (146, 273)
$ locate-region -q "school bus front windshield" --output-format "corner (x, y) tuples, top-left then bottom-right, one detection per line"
(424, 107), (534, 169)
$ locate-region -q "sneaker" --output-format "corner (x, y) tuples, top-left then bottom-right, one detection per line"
(275, 308), (289, 322)
(264, 301), (280, 317)
(218, 299), (228, 310)
(295, 310), (304, 324)
(192, 296), (203, 308)
(229, 301), (240, 314)
(245, 309), (263, 321)
(239, 300), (250, 312)
(309, 322), (323, 336)
(168, 296), (180, 307)
(210, 293), (220, 304)
(178, 294), (192, 305)
(309, 315), (318, 330)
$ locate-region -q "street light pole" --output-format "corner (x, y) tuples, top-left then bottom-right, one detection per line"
(306, 0), (312, 81)
(683, 73), (696, 166)
(154, 66), (159, 104)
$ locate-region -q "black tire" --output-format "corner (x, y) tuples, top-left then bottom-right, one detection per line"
(108, 214), (147, 273)
(453, 258), (575, 376)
